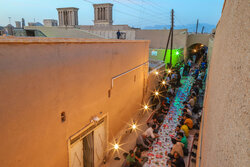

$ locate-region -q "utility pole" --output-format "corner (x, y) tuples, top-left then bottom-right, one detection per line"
(196, 19), (199, 34)
(163, 28), (172, 62)
(201, 26), (205, 34)
(170, 9), (174, 67)
(163, 9), (174, 68)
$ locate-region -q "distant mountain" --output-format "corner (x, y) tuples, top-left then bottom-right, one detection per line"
(143, 23), (216, 33)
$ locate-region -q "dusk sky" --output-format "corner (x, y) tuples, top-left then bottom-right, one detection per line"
(0, 0), (224, 28)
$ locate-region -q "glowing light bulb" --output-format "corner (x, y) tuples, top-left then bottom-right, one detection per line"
(162, 80), (166, 85)
(144, 105), (149, 110)
(155, 91), (159, 96)
(132, 124), (137, 130)
(155, 71), (159, 75)
(193, 49), (197, 52)
(114, 144), (119, 150)
(168, 69), (172, 74)
(176, 51), (179, 55)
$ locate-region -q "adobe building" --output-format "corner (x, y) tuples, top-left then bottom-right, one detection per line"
(57, 7), (79, 27)
(79, 3), (136, 40)
(15, 21), (21, 28)
(196, 0), (249, 167)
(43, 19), (58, 27)
(25, 3), (212, 65)
(93, 3), (113, 25)
(0, 37), (165, 167)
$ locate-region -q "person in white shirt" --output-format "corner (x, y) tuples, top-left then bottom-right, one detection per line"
(188, 96), (195, 107)
(143, 125), (158, 142)
(184, 106), (192, 116)
(183, 108), (192, 117)
(143, 127), (155, 139)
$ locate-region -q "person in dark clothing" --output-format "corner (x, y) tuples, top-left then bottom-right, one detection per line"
(172, 152), (185, 167)
(151, 96), (160, 110)
(126, 150), (136, 167)
(117, 30), (121, 39)
(176, 71), (182, 87)
(122, 153), (130, 167)
(136, 134), (150, 151)
(156, 113), (165, 124)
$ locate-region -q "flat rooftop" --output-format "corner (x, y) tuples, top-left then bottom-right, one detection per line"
(0, 36), (150, 44)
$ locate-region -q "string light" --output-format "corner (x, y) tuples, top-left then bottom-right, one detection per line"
(176, 51), (179, 55)
(114, 143), (119, 150)
(155, 91), (159, 96)
(193, 49), (197, 52)
(144, 105), (149, 110)
(155, 71), (159, 75)
(132, 124), (137, 130)
(167, 69), (172, 74)
(162, 80), (166, 85)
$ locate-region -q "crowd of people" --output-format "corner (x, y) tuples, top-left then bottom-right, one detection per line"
(122, 55), (208, 167)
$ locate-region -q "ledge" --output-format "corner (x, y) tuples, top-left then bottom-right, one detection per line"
(0, 36), (150, 44)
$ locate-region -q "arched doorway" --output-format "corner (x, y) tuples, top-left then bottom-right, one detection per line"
(187, 43), (208, 63)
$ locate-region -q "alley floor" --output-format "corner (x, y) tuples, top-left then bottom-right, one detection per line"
(104, 76), (200, 167)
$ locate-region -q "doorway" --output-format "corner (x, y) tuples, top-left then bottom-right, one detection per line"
(69, 118), (107, 167)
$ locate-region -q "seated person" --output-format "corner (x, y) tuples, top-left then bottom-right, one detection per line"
(126, 150), (136, 167)
(182, 109), (192, 119)
(160, 107), (168, 115)
(176, 132), (188, 149)
(156, 113), (165, 125)
(179, 123), (189, 138)
(183, 106), (192, 116)
(147, 116), (159, 129)
(169, 87), (176, 97)
(192, 85), (199, 95)
(183, 101), (192, 110)
(122, 153), (129, 167)
(183, 114), (193, 129)
(164, 102), (170, 109)
(192, 93), (197, 104)
(188, 95), (195, 108)
(153, 114), (161, 128)
(168, 138), (184, 158)
(143, 125), (159, 142)
(151, 95), (160, 110)
(175, 125), (185, 136)
(135, 148), (148, 167)
(172, 152), (185, 167)
(136, 134), (150, 151)
(165, 96), (171, 104)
